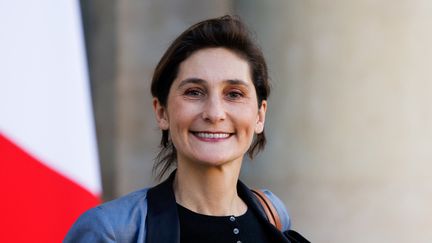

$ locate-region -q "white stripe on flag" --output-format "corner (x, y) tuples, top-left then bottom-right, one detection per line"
(0, 0), (101, 195)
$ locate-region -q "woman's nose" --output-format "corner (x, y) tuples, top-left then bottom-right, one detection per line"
(201, 95), (226, 123)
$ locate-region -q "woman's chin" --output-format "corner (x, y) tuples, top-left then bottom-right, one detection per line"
(188, 155), (243, 169)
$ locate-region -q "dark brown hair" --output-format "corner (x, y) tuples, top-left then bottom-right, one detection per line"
(151, 15), (270, 179)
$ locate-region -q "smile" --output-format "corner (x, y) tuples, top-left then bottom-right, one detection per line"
(192, 132), (232, 139)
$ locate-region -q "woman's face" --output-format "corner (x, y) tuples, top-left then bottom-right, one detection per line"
(154, 47), (266, 168)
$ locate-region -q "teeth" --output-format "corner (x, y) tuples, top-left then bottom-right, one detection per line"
(195, 132), (230, 139)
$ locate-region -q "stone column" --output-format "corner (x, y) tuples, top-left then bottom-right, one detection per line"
(80, 0), (118, 200)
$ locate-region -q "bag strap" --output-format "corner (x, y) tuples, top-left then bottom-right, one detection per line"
(251, 189), (283, 231)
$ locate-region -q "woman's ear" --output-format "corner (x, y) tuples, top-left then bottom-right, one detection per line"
(153, 98), (169, 130)
(255, 100), (267, 134)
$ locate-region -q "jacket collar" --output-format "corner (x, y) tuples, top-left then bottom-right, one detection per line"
(145, 170), (290, 243)
(237, 180), (291, 242)
(145, 171), (180, 243)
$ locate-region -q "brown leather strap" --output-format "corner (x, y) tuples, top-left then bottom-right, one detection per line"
(251, 189), (282, 231)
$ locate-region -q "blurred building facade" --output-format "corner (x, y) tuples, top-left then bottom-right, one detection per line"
(81, 1), (432, 242)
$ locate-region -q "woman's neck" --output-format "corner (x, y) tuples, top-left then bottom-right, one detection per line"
(174, 161), (247, 216)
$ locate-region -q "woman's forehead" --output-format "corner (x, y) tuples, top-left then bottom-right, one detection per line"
(175, 47), (253, 86)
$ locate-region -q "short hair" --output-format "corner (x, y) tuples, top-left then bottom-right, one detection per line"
(151, 15), (270, 179)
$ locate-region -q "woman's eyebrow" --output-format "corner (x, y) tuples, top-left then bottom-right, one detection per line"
(224, 79), (249, 87)
(177, 78), (250, 88)
(177, 78), (206, 88)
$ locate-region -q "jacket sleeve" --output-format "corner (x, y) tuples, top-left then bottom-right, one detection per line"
(63, 206), (116, 243)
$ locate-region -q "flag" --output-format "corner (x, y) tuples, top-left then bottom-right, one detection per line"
(0, 1), (102, 242)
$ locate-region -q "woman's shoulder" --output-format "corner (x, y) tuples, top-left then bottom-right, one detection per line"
(255, 189), (311, 242)
(64, 187), (150, 242)
(99, 187), (150, 214)
(255, 189), (291, 231)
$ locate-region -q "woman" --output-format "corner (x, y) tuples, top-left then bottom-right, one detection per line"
(65, 15), (309, 243)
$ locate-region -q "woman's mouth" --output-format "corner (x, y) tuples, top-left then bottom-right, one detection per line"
(191, 132), (232, 140)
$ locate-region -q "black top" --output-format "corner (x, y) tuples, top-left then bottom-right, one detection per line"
(143, 170), (301, 243)
(177, 203), (272, 243)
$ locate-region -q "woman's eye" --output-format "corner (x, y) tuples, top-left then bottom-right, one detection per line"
(226, 91), (244, 99)
(184, 88), (204, 97)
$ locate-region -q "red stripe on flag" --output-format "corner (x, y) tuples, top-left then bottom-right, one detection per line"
(0, 134), (101, 242)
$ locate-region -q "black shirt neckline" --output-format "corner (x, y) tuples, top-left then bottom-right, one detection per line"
(177, 202), (271, 243)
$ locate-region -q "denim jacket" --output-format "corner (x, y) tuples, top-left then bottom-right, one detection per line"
(64, 171), (308, 243)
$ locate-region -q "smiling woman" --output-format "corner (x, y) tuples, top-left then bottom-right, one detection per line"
(64, 15), (309, 243)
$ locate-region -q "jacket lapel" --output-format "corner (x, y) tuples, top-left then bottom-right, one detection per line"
(145, 171), (291, 243)
(237, 180), (291, 243)
(145, 171), (180, 243)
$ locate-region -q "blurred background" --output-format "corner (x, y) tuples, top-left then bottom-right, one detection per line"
(81, 1), (432, 242)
